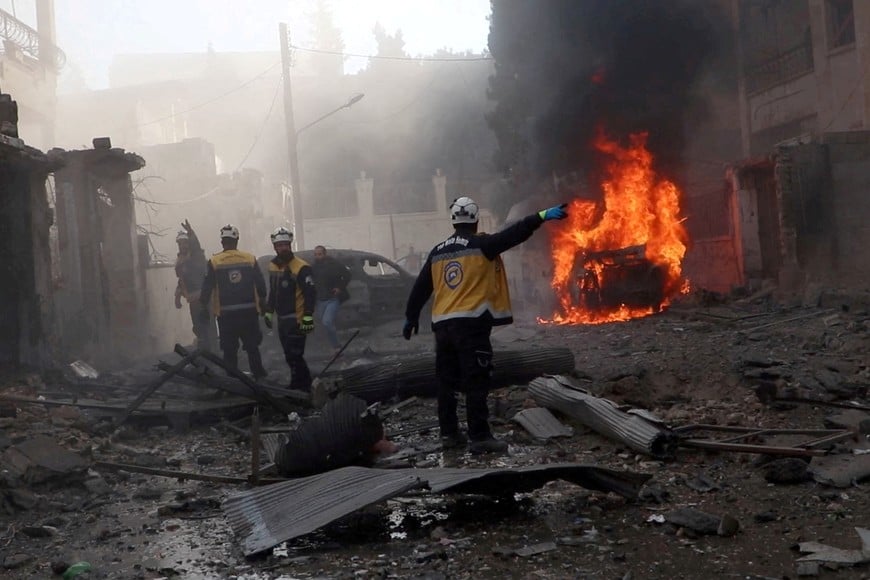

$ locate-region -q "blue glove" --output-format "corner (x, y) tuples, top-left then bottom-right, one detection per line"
(299, 315), (315, 333)
(402, 319), (419, 340)
(538, 203), (568, 221)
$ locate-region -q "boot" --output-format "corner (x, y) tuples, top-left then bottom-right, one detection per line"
(440, 431), (468, 450)
(469, 436), (509, 455)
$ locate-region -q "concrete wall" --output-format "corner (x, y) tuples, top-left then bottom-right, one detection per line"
(822, 132), (870, 285)
(741, 0), (870, 152)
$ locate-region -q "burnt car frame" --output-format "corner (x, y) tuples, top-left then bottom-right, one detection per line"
(571, 245), (665, 311)
(258, 249), (422, 326)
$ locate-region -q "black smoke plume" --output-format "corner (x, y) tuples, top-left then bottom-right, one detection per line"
(487, 0), (733, 192)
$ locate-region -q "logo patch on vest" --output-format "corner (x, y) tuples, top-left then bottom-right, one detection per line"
(444, 261), (463, 289)
(228, 270), (242, 284)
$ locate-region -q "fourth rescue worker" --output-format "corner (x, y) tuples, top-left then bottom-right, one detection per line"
(199, 224), (268, 379)
(403, 197), (568, 455)
(263, 227), (317, 392)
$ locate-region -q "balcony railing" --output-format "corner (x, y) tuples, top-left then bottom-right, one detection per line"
(0, 8), (66, 70)
(745, 40), (813, 95)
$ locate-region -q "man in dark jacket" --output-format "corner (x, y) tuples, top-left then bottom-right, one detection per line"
(199, 224), (268, 379)
(404, 197), (567, 455)
(265, 227), (317, 391)
(311, 245), (351, 353)
(174, 220), (213, 349)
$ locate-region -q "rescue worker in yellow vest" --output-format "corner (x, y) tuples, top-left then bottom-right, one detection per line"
(263, 227), (317, 391)
(199, 224), (268, 379)
(403, 197), (568, 455)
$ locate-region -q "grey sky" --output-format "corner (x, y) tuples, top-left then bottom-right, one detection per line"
(0, 0), (491, 90)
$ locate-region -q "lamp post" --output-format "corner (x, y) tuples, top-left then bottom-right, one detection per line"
(279, 23), (365, 250)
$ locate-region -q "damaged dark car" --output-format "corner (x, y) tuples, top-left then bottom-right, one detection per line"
(259, 249), (420, 326)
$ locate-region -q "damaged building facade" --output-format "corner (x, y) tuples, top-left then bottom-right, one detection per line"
(0, 88), (59, 366)
(731, 0), (870, 290)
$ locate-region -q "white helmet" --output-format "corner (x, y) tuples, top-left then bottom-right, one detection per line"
(270, 226), (293, 244)
(175, 230), (189, 242)
(220, 224), (240, 240)
(450, 196), (479, 224)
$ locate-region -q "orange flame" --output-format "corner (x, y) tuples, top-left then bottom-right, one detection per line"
(544, 131), (688, 325)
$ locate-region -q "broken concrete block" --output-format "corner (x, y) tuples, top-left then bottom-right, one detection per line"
(798, 527), (870, 566)
(796, 561), (820, 576)
(717, 514), (740, 537)
(763, 458), (811, 484)
(664, 508), (721, 535)
(0, 436), (87, 486)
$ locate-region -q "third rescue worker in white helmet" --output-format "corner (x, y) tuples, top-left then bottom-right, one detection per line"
(263, 227), (317, 391)
(403, 197), (568, 455)
(199, 224), (268, 379)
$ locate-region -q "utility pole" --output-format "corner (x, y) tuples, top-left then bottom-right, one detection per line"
(279, 22), (305, 250)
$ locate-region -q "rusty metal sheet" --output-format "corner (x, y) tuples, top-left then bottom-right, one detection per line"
(224, 463), (651, 556)
(512, 407), (574, 440)
(224, 466), (425, 556)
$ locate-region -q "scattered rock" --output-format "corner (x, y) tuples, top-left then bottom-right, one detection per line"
(754, 511), (777, 523)
(664, 508), (721, 535)
(717, 514), (740, 537)
(196, 454), (216, 466)
(133, 487), (163, 500)
(2, 553), (33, 569)
(763, 458), (811, 484)
(84, 476), (112, 496)
(796, 561), (820, 576)
(21, 525), (57, 538)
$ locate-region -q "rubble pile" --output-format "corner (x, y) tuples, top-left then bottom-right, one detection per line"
(0, 301), (866, 578)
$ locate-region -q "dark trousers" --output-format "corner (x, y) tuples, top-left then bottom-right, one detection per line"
(217, 310), (266, 378)
(278, 318), (312, 390)
(187, 302), (214, 350)
(434, 319), (494, 441)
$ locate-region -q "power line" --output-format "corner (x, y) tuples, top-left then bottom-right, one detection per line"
(111, 61), (281, 133)
(235, 77), (282, 171)
(290, 44), (492, 62)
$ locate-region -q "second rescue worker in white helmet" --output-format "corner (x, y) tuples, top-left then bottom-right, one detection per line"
(199, 225), (269, 379)
(263, 227), (317, 391)
(403, 197), (568, 455)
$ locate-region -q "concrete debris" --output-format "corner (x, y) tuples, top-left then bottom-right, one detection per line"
(663, 507), (722, 535)
(494, 541), (558, 557)
(763, 458), (812, 484)
(809, 445), (870, 488)
(69, 360), (99, 380)
(0, 436), (88, 486)
(797, 527), (870, 565)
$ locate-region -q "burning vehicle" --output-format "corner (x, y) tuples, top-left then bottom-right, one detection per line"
(546, 132), (689, 324)
(571, 244), (666, 312)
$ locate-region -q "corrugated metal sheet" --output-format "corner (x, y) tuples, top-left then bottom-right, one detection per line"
(529, 375), (677, 458)
(512, 407), (574, 440)
(274, 394), (383, 477)
(261, 433), (286, 463)
(326, 348), (575, 403)
(224, 466), (425, 556)
(224, 463), (650, 556)
(418, 463), (650, 498)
